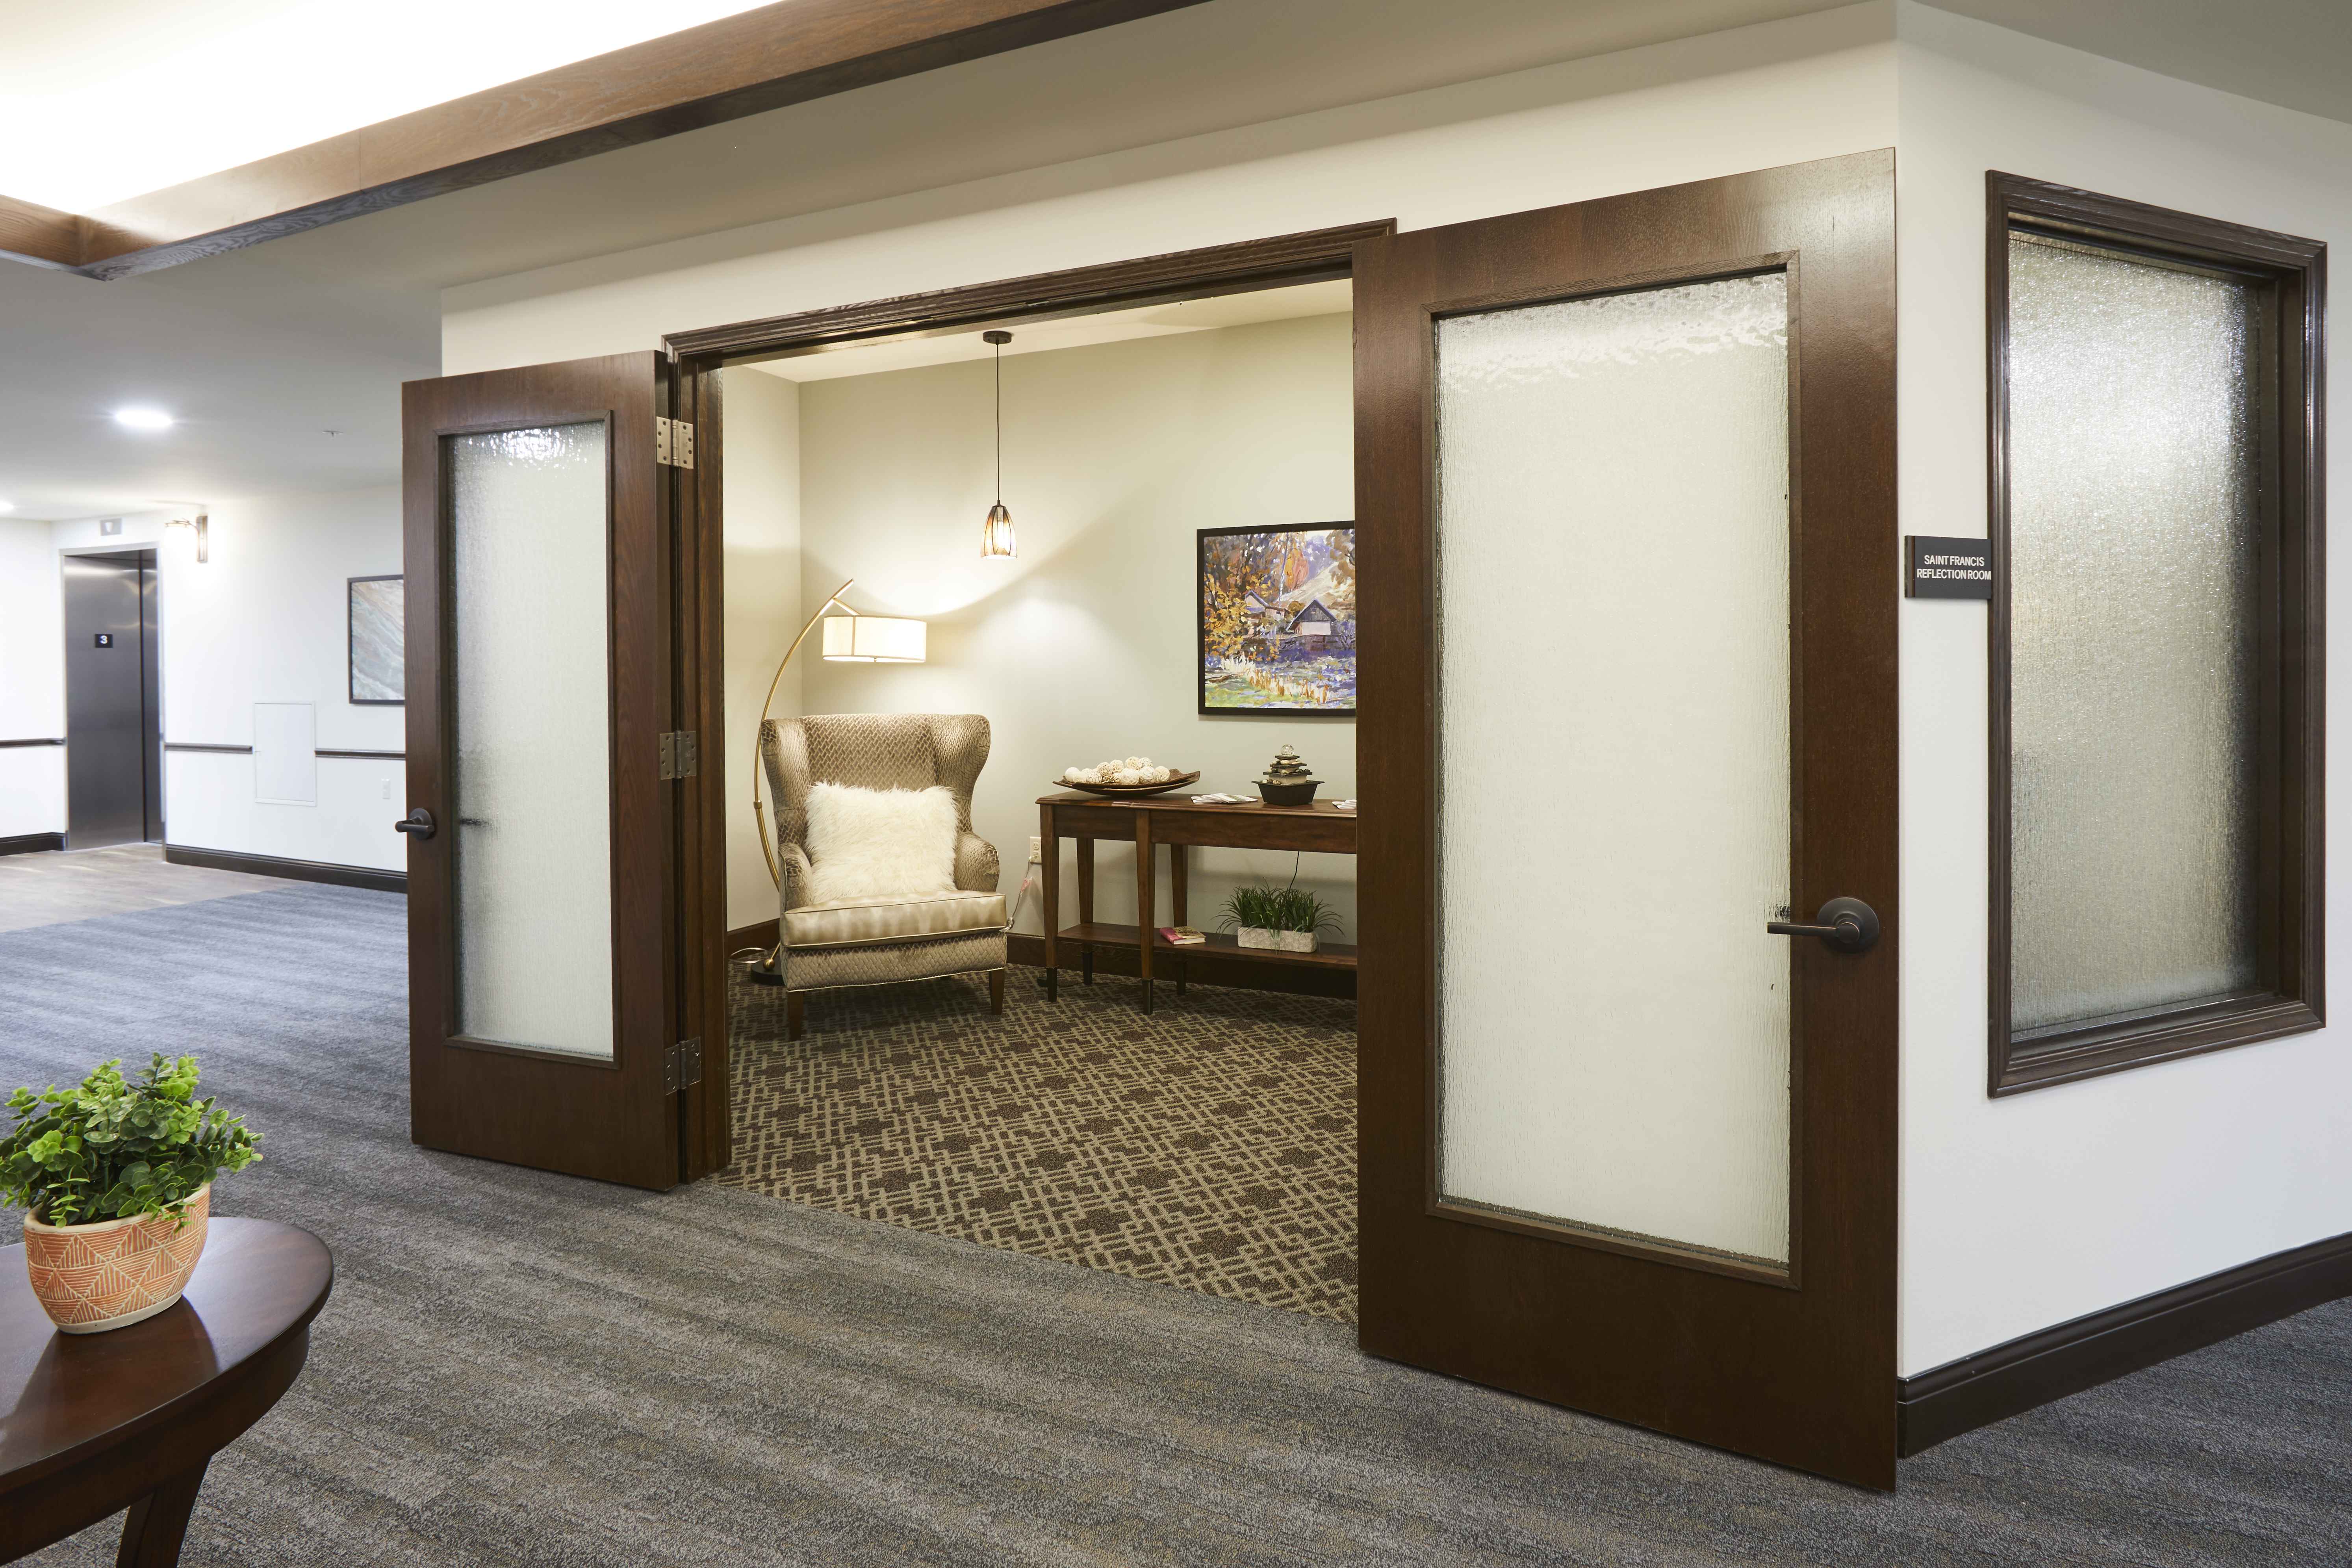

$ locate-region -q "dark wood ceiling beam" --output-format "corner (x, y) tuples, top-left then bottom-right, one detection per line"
(1, 0), (1211, 282)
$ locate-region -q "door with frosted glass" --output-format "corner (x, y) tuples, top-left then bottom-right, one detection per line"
(1355, 152), (1899, 1487)
(401, 353), (684, 1190)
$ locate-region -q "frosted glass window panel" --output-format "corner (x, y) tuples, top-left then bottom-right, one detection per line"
(1435, 274), (1792, 1268)
(450, 423), (616, 1060)
(2006, 236), (2261, 1033)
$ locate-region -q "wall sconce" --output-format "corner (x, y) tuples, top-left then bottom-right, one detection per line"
(167, 513), (208, 562)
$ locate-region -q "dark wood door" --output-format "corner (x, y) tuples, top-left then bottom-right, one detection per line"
(1354, 152), (1899, 1487)
(401, 353), (684, 1191)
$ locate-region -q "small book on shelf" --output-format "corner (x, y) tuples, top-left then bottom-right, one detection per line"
(1158, 926), (1206, 945)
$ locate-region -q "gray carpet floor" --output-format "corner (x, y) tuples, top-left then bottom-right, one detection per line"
(2, 883), (2349, 1566)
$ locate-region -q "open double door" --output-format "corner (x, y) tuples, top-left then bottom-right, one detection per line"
(399, 151), (1897, 1486)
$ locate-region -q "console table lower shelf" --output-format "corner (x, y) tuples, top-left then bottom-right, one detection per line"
(1054, 922), (1359, 994)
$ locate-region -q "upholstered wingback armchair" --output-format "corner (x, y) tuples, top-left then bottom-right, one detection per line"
(758, 713), (1005, 1038)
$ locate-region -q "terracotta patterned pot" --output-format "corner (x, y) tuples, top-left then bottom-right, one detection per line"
(22, 1184), (211, 1334)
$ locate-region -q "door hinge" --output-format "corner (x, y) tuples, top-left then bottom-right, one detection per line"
(658, 730), (699, 780)
(664, 1037), (703, 1093)
(656, 416), (696, 469)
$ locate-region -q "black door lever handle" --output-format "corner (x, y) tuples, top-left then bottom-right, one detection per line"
(393, 808), (436, 839)
(1767, 896), (1879, 954)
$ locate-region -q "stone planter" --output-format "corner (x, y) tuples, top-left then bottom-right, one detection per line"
(23, 1184), (210, 1334)
(1237, 926), (1318, 953)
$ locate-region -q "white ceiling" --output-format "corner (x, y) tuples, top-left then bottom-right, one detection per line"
(0, 0), (779, 211)
(4, 0), (2348, 522)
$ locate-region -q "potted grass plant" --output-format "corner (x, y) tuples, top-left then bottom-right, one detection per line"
(3, 1054), (261, 1334)
(1222, 883), (1343, 954)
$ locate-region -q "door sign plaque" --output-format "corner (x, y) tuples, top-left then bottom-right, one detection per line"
(1906, 535), (1992, 599)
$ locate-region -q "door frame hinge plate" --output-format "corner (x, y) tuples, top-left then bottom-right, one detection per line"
(658, 730), (699, 780)
(657, 416), (696, 469)
(664, 1037), (703, 1093)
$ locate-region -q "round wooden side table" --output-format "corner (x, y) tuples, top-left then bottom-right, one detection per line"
(1, 1216), (334, 1566)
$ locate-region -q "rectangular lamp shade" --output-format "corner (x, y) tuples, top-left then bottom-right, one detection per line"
(821, 615), (926, 662)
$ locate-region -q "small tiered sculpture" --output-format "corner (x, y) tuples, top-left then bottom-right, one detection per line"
(1256, 744), (1321, 806)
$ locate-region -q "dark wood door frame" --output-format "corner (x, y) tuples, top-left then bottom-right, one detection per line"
(1353, 152), (1900, 1488)
(658, 220), (1394, 1183)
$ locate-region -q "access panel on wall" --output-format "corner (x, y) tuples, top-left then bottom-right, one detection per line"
(1354, 151), (1899, 1487)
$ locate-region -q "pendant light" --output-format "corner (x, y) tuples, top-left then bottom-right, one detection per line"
(979, 328), (1017, 558)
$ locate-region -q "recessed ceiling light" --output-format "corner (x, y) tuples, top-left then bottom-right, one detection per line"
(113, 407), (175, 431)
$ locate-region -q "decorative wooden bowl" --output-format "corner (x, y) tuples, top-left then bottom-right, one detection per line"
(1055, 770), (1201, 799)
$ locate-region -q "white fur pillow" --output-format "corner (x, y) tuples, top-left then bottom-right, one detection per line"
(802, 782), (959, 903)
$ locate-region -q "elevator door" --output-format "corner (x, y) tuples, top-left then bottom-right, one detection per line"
(63, 551), (160, 848)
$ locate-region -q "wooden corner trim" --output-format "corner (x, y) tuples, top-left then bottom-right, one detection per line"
(9, 0), (1215, 281)
(1897, 1228), (2352, 1456)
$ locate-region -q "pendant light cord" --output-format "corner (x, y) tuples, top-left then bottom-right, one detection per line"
(993, 336), (1003, 505)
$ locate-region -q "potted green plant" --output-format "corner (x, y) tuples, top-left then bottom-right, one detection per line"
(3, 1054), (261, 1334)
(1221, 883), (1343, 953)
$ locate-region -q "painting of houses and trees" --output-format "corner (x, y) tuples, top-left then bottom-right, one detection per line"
(1197, 522), (1356, 716)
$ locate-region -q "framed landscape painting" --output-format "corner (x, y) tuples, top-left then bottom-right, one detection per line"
(349, 574), (404, 704)
(1198, 522), (1355, 716)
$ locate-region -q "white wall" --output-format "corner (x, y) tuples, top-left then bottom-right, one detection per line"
(441, 5), (1897, 371)
(720, 367), (803, 933)
(0, 516), (66, 838)
(156, 489), (406, 872)
(1893, 1), (2352, 1373)
(793, 312), (1356, 937)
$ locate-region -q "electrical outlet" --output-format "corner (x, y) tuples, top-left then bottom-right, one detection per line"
(380, 781), (391, 800)
(1027, 835), (1042, 863)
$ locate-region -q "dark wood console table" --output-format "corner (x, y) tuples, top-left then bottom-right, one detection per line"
(2, 1217), (334, 1566)
(1037, 792), (1358, 1013)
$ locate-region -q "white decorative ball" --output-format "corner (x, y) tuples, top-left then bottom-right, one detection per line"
(1114, 769), (1141, 786)
(1151, 766), (1172, 782)
(1137, 757), (1153, 769)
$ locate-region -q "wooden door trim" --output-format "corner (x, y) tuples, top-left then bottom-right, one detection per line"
(660, 221), (1393, 363)
(1354, 150), (1899, 1488)
(8, 0), (1213, 280)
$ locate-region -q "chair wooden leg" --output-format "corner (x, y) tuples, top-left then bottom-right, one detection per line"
(989, 968), (1006, 1016)
(786, 990), (805, 1041)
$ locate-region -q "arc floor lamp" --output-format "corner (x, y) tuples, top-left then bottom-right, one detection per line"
(749, 578), (927, 887)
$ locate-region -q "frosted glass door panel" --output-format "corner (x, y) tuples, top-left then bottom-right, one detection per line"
(1436, 275), (1792, 1267)
(451, 423), (616, 1060)
(2006, 236), (2260, 1032)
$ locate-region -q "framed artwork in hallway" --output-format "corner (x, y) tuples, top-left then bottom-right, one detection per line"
(348, 575), (404, 705)
(1198, 522), (1356, 716)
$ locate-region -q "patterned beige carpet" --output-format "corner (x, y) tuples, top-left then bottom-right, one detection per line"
(722, 964), (1359, 1321)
